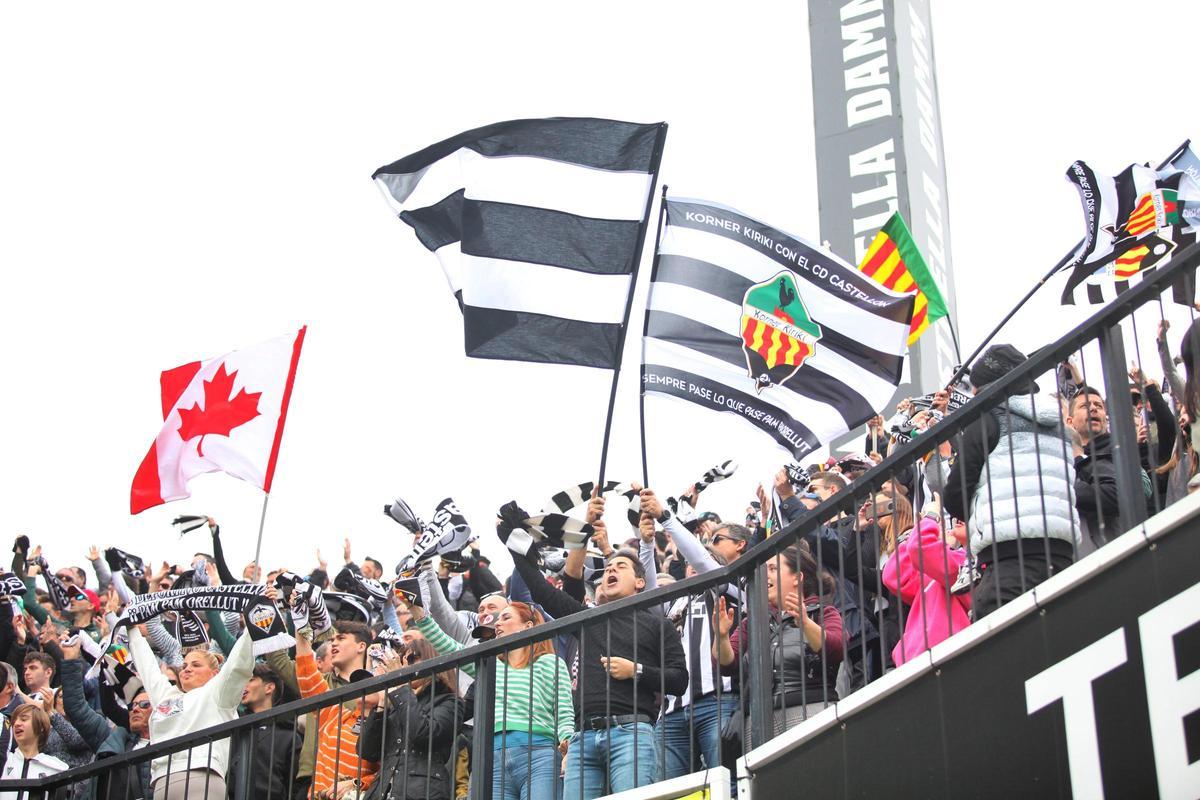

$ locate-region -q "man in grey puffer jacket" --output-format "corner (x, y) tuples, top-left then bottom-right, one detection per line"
(943, 345), (1081, 619)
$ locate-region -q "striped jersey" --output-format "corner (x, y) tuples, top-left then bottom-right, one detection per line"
(416, 615), (574, 742)
(296, 654), (378, 797)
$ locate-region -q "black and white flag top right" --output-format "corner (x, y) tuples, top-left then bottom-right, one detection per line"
(643, 198), (914, 458)
(373, 117), (666, 369)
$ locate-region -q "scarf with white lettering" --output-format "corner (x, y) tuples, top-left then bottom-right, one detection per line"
(92, 585), (292, 677)
(394, 497), (473, 575)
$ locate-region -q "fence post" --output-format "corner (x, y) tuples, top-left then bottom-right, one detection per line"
(470, 654), (496, 800)
(744, 562), (774, 749)
(1098, 323), (1148, 535)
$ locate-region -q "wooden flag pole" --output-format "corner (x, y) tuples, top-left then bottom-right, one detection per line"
(252, 492), (271, 582)
(596, 124), (668, 487)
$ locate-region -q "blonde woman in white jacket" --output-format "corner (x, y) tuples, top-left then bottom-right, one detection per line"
(128, 626), (254, 800)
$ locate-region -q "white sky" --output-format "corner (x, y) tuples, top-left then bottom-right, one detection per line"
(2, 1), (1197, 581)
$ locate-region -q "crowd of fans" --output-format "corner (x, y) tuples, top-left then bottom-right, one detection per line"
(1, 316), (1198, 800)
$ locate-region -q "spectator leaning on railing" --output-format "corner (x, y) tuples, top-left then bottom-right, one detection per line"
(941, 344), (1080, 619)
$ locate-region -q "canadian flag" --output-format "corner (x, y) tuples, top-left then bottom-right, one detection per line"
(131, 327), (306, 514)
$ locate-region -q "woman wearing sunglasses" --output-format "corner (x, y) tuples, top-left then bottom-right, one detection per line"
(406, 598), (573, 800)
(58, 637), (153, 800)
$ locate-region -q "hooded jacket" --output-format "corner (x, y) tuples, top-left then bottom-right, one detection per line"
(943, 394), (1080, 558)
(882, 518), (971, 666)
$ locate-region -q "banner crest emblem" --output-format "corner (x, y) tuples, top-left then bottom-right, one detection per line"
(740, 272), (822, 394)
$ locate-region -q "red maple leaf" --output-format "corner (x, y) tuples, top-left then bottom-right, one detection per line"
(176, 363), (262, 457)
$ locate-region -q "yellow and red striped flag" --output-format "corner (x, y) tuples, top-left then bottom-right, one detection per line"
(857, 213), (948, 346)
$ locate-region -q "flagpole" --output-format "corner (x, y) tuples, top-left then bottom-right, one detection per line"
(636, 184), (670, 488)
(946, 250), (1075, 387)
(596, 123), (668, 487)
(252, 492), (270, 582)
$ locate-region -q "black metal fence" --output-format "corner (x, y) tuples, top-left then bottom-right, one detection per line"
(5, 242), (1197, 800)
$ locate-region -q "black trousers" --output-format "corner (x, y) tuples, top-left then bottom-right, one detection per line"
(972, 543), (1074, 620)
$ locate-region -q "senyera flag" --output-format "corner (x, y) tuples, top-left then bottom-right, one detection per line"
(130, 327), (306, 514)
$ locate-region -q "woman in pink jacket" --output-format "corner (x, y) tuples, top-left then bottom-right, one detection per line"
(882, 515), (971, 665)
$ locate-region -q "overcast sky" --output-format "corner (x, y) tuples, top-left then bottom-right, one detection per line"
(2, 1), (1196, 580)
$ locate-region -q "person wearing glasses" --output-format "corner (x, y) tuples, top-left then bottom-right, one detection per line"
(58, 637), (153, 800)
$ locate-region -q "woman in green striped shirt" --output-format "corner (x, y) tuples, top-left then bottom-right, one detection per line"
(409, 600), (574, 800)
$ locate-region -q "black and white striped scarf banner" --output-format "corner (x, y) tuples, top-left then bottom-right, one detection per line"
(90, 585), (293, 679)
(77, 632), (144, 709)
(514, 463), (740, 553)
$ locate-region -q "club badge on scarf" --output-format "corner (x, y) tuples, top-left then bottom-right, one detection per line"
(394, 497), (473, 575)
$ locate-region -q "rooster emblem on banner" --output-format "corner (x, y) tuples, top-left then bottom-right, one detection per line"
(740, 271), (822, 394)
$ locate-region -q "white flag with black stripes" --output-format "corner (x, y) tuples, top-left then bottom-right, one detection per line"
(642, 197), (914, 458)
(373, 117), (666, 369)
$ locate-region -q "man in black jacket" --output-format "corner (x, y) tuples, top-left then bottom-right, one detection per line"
(1067, 386), (1152, 547)
(504, 507), (688, 800)
(229, 664), (301, 800)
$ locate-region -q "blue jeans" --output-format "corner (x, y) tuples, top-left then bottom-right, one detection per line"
(660, 693), (740, 779)
(562, 722), (660, 800)
(493, 732), (560, 800)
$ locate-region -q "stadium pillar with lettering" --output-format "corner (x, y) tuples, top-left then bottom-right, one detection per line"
(809, 0), (959, 440)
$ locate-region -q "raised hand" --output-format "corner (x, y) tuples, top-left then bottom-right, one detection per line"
(87, 545), (100, 562)
(638, 488), (663, 520)
(585, 488), (605, 524)
(638, 513), (656, 544)
(713, 596), (735, 639)
(343, 538), (352, 564)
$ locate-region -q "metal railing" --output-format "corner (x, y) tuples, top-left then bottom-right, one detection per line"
(6, 241), (1197, 800)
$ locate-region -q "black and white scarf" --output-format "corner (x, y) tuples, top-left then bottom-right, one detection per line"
(168, 611), (211, 649)
(171, 515), (209, 535)
(274, 572), (332, 635)
(0, 573), (26, 597)
(91, 584), (292, 677)
(394, 497), (473, 575)
(333, 567), (388, 608)
(31, 556), (73, 612)
(77, 633), (144, 711)
(321, 592), (372, 625)
(104, 548), (145, 581)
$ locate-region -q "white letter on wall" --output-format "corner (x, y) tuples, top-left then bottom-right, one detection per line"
(1139, 582), (1200, 799)
(1025, 629), (1128, 799)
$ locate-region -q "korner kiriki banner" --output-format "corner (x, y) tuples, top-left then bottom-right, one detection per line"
(642, 198), (914, 458)
(746, 511), (1200, 799)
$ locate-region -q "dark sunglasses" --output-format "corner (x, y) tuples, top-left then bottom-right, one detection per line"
(131, 700), (152, 710)
(710, 534), (739, 546)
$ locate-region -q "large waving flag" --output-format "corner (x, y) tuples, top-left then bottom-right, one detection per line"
(130, 328), (306, 513)
(856, 212), (947, 345)
(642, 198), (914, 459)
(1061, 146), (1200, 306)
(373, 117), (666, 369)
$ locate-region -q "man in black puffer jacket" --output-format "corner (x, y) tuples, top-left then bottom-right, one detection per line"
(229, 664), (301, 800)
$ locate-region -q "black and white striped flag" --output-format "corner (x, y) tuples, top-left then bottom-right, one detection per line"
(373, 117), (666, 369)
(642, 198), (914, 459)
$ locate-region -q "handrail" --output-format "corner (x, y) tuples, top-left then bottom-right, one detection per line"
(9, 239), (1199, 791)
